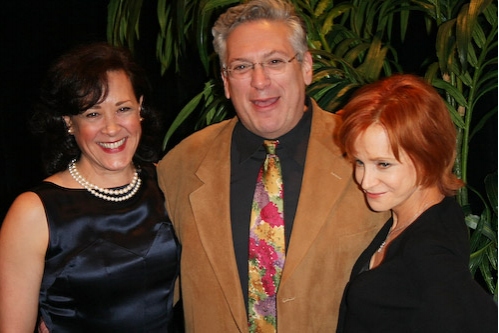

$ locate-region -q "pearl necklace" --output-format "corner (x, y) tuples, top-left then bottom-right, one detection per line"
(68, 159), (141, 202)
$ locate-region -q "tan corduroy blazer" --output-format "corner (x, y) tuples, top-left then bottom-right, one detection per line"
(157, 100), (388, 332)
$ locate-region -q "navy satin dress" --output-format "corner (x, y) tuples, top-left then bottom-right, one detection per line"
(33, 164), (179, 332)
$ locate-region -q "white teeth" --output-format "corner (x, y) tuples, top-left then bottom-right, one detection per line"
(99, 138), (126, 149)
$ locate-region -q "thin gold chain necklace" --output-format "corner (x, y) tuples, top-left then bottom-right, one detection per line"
(376, 200), (440, 253)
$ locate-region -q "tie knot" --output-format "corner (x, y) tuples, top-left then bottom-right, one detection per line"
(263, 140), (279, 154)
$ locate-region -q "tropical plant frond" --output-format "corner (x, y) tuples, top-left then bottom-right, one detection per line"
(468, 172), (498, 296)
(107, 0), (144, 50)
(356, 34), (389, 82)
(469, 65), (497, 110)
(435, 18), (457, 74)
(485, 171), (498, 219)
(469, 106), (497, 141)
(319, 3), (353, 36)
(163, 80), (217, 149)
(431, 78), (469, 107)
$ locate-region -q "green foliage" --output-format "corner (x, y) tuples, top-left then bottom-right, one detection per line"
(467, 171), (498, 301)
(161, 79), (230, 150)
(107, 0), (497, 298)
(418, 0), (497, 300)
(107, 0), (144, 51)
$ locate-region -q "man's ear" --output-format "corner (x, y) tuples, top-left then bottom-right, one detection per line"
(301, 51), (313, 86)
(222, 72), (231, 99)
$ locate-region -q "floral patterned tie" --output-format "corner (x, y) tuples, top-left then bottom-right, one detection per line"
(248, 140), (285, 332)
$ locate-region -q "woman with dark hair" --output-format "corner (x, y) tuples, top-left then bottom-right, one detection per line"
(0, 42), (179, 332)
(336, 74), (497, 332)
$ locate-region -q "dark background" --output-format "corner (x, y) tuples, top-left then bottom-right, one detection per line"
(1, 1), (106, 219)
(0, 0), (200, 220)
(1, 1), (497, 222)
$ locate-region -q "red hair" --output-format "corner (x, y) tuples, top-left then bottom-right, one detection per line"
(337, 74), (463, 196)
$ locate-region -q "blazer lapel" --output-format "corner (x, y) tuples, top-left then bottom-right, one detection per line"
(282, 104), (353, 281)
(189, 118), (248, 331)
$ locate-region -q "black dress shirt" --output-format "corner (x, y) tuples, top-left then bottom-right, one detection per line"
(230, 98), (313, 308)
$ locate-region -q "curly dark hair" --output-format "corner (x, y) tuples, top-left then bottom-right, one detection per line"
(31, 42), (162, 175)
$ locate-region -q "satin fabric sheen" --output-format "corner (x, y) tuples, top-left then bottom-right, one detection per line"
(33, 165), (179, 332)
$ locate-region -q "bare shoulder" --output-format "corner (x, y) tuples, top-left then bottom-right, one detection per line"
(0, 191), (48, 331)
(4, 191), (46, 222)
(0, 191), (48, 254)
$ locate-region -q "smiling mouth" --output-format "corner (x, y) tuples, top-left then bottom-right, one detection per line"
(252, 97), (279, 107)
(365, 191), (385, 198)
(99, 137), (126, 149)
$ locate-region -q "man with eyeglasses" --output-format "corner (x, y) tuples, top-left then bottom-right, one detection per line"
(157, 0), (387, 332)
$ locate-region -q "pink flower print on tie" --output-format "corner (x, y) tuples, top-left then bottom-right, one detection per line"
(248, 140), (285, 332)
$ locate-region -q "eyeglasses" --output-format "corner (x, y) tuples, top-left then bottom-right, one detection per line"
(223, 53), (299, 79)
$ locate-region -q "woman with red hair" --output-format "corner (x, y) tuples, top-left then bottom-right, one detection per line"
(336, 74), (497, 332)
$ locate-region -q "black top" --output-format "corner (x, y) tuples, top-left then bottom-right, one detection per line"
(34, 164), (179, 332)
(337, 196), (498, 332)
(230, 98), (312, 307)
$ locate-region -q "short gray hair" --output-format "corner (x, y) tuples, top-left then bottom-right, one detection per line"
(212, 0), (308, 68)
